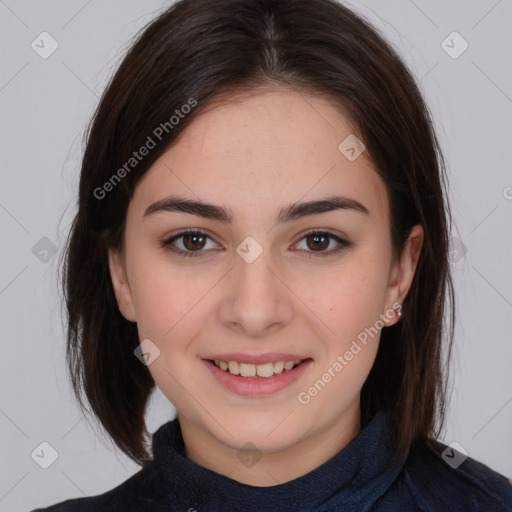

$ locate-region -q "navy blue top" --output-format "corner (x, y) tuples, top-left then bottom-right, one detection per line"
(32, 408), (512, 511)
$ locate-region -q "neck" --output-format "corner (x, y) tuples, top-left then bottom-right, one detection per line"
(178, 402), (361, 487)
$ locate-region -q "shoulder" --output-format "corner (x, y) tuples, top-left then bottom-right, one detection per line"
(30, 486), (118, 512)
(400, 436), (512, 511)
(30, 463), (168, 512)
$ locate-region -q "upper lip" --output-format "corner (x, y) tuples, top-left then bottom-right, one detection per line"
(203, 353), (311, 365)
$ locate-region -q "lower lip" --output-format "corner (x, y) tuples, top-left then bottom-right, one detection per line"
(202, 359), (313, 397)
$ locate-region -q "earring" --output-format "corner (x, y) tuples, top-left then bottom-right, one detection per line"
(396, 305), (402, 319)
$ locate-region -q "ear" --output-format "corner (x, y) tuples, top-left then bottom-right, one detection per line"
(108, 248), (137, 322)
(383, 224), (423, 326)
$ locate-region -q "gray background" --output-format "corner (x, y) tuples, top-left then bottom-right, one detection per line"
(0, 0), (511, 510)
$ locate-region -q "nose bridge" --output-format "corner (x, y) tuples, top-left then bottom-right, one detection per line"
(218, 242), (293, 335)
(235, 234), (277, 290)
(237, 248), (275, 296)
(234, 245), (279, 309)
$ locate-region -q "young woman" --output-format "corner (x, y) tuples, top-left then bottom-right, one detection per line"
(33, 0), (512, 510)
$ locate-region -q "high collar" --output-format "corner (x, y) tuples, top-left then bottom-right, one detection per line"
(150, 408), (406, 511)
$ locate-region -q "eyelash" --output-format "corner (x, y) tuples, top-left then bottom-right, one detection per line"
(160, 228), (353, 259)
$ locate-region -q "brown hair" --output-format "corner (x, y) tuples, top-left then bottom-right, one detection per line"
(61, 0), (455, 467)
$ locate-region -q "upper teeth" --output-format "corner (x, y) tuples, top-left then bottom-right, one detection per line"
(214, 360), (303, 378)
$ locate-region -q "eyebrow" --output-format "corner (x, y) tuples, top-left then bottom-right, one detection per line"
(143, 194), (370, 223)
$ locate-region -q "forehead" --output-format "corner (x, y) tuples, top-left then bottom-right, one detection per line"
(131, 89), (389, 223)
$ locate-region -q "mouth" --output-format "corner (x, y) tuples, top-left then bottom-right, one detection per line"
(207, 359), (307, 379)
(202, 357), (313, 396)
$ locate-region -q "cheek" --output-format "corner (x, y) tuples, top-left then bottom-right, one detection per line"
(127, 250), (219, 352)
(127, 259), (208, 409)
(296, 257), (390, 339)
(297, 265), (386, 410)
(124, 246), (179, 333)
(130, 275), (179, 338)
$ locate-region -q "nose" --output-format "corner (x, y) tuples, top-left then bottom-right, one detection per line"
(218, 248), (295, 338)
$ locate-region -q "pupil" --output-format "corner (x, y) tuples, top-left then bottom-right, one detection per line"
(184, 233), (205, 250)
(308, 234), (328, 251)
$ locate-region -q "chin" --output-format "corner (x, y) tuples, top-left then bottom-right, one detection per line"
(214, 417), (306, 453)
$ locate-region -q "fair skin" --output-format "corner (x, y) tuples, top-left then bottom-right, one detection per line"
(108, 88), (423, 486)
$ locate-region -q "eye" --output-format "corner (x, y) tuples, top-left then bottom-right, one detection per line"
(161, 228), (353, 259)
(292, 230), (353, 258)
(161, 229), (220, 258)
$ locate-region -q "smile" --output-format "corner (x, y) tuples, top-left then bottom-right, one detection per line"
(203, 357), (313, 396)
(212, 359), (303, 378)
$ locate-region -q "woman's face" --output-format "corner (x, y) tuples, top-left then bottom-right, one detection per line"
(109, 89), (422, 463)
